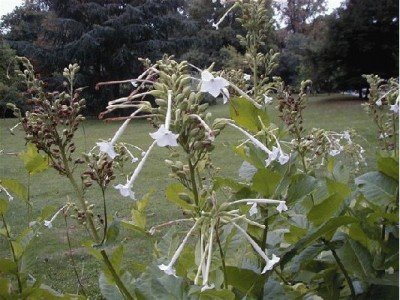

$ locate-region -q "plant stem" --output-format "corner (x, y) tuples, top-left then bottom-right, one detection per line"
(63, 214), (87, 296)
(1, 213), (23, 293)
(322, 239), (356, 299)
(100, 250), (135, 300)
(100, 188), (108, 244)
(215, 219), (228, 288)
(188, 158), (200, 208)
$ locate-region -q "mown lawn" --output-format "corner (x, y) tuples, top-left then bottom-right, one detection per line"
(0, 94), (379, 297)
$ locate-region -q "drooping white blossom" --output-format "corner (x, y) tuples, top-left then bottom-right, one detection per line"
(232, 223), (280, 274)
(114, 141), (156, 199)
(0, 185), (14, 201)
(390, 99), (399, 114)
(276, 201), (288, 213)
(263, 95), (273, 105)
(243, 74), (251, 81)
(248, 202), (258, 216)
(158, 219), (202, 276)
(44, 204), (68, 229)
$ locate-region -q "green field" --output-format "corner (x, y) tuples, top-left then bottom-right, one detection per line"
(0, 94), (379, 297)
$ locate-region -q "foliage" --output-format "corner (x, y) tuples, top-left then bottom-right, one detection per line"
(0, 0), (398, 299)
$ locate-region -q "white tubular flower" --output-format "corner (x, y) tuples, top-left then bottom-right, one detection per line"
(0, 185), (14, 201)
(97, 107), (143, 158)
(211, 1), (237, 30)
(200, 70), (229, 98)
(114, 141), (156, 199)
(44, 204), (68, 229)
(232, 223), (280, 274)
(342, 131), (352, 144)
(243, 74), (251, 81)
(202, 223), (215, 289)
(227, 122), (271, 154)
(376, 99), (382, 106)
(278, 152), (290, 165)
(150, 90), (179, 147)
(158, 218), (202, 276)
(189, 114), (215, 141)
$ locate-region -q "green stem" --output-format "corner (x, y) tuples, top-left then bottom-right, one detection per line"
(323, 240), (356, 299)
(215, 219), (228, 288)
(1, 213), (23, 293)
(100, 250), (135, 300)
(100, 188), (108, 244)
(188, 158), (200, 208)
(63, 214), (87, 296)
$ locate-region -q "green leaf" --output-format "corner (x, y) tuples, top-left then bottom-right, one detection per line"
(355, 172), (398, 206)
(0, 198), (8, 214)
(308, 181), (350, 226)
(287, 174), (318, 204)
(337, 237), (375, 280)
(199, 289), (236, 300)
(282, 216), (357, 267)
(166, 183), (196, 211)
(229, 96), (269, 132)
(0, 179), (28, 202)
(19, 143), (49, 175)
(225, 266), (263, 296)
(105, 221), (120, 245)
(251, 168), (281, 197)
(0, 278), (12, 296)
(290, 243), (327, 274)
(377, 154), (399, 181)
(131, 210), (146, 229)
(99, 272), (124, 300)
(0, 259), (17, 274)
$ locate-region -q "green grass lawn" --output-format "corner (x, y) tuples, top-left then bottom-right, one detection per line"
(0, 94), (379, 297)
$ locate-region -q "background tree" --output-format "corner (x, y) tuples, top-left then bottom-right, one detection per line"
(315, 0), (399, 96)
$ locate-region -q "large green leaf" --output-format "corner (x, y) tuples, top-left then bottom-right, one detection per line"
(225, 266), (264, 296)
(229, 96), (269, 132)
(287, 174), (318, 204)
(355, 172), (398, 206)
(251, 168), (281, 197)
(281, 216), (357, 267)
(99, 272), (124, 300)
(308, 180), (350, 226)
(199, 289), (236, 300)
(19, 143), (49, 175)
(166, 183), (196, 211)
(0, 258), (17, 274)
(337, 237), (374, 280)
(377, 154), (399, 181)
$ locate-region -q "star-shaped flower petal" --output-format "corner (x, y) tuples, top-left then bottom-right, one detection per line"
(201, 283), (215, 292)
(261, 254), (280, 274)
(264, 95), (273, 105)
(97, 141), (117, 159)
(200, 70), (229, 98)
(276, 201), (288, 213)
(222, 87), (230, 104)
(44, 220), (53, 228)
(265, 146), (280, 166)
(149, 125), (179, 147)
(278, 152), (290, 165)
(247, 202), (258, 216)
(158, 264), (177, 277)
(329, 149), (341, 156)
(243, 74), (251, 81)
(114, 183), (135, 199)
(390, 101), (399, 114)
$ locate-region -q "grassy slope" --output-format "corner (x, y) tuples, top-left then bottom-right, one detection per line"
(0, 94), (379, 296)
